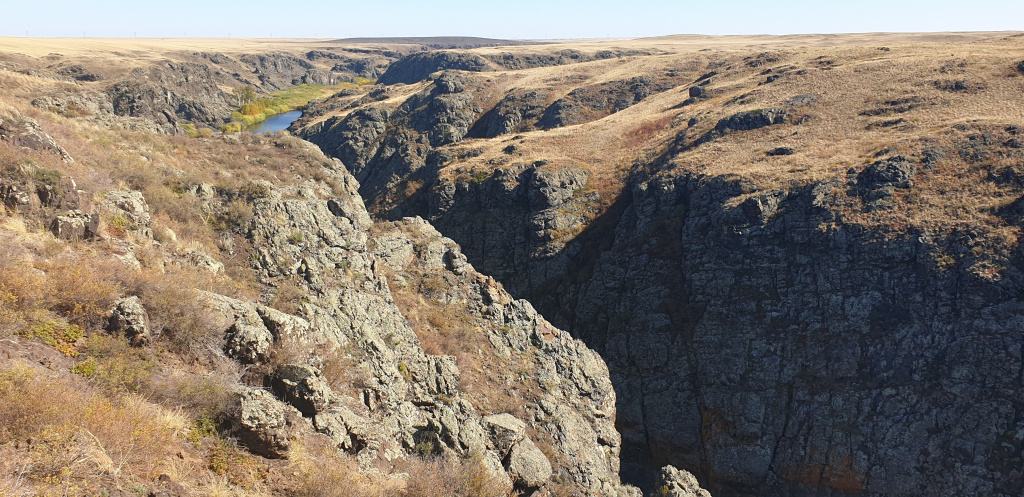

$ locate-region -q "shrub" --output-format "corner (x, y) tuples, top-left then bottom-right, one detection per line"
(219, 122), (246, 134)
(77, 333), (156, 392)
(207, 439), (269, 489)
(18, 319), (84, 357)
(0, 363), (180, 486)
(268, 277), (307, 315)
(289, 436), (388, 497)
(41, 256), (122, 329)
(400, 452), (512, 497)
(146, 364), (240, 418)
(123, 267), (227, 360)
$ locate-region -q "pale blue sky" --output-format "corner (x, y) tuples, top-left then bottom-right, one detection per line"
(1, 1), (1021, 39)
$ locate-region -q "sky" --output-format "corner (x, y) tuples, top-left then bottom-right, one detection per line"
(0, 0), (1021, 39)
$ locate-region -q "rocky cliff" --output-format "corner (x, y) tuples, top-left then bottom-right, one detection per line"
(297, 37), (1024, 496)
(224, 166), (643, 495)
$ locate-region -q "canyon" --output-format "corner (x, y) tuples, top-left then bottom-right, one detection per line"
(1, 32), (1023, 496)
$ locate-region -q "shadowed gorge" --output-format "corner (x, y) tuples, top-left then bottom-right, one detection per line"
(1, 31), (1024, 497)
(295, 32), (1024, 496)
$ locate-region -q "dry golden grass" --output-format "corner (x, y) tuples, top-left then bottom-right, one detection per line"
(376, 32), (1024, 244)
(398, 452), (512, 497)
(0, 362), (185, 494)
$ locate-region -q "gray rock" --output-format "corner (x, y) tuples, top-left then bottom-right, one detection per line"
(107, 296), (151, 346)
(314, 406), (371, 452)
(483, 413), (526, 456)
(255, 305), (310, 341)
(236, 389), (305, 458)
(225, 310), (273, 364)
(655, 466), (711, 497)
(184, 250), (224, 274)
(201, 292), (274, 364)
(766, 146), (796, 156)
(0, 112), (75, 163)
(101, 190), (153, 238)
(107, 62), (231, 127)
(716, 108), (789, 132)
(857, 156), (916, 189)
(51, 210), (99, 240)
(272, 364), (332, 416)
(373, 232), (415, 271)
(506, 438), (552, 489)
(378, 51), (493, 85)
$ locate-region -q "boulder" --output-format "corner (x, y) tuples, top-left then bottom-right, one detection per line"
(857, 156), (917, 189)
(506, 438), (552, 489)
(314, 407), (371, 452)
(766, 146), (796, 156)
(655, 465), (712, 497)
(272, 364), (332, 416)
(483, 413), (526, 456)
(101, 190), (152, 238)
(224, 307), (273, 364)
(716, 108), (789, 132)
(236, 389), (305, 458)
(107, 296), (151, 346)
(51, 210), (99, 240)
(184, 250), (225, 274)
(1, 183), (35, 214)
(255, 305), (311, 340)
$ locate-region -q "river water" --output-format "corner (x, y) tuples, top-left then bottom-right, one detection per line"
(247, 110), (302, 134)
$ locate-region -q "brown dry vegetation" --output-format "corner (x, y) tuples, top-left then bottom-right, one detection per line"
(1, 31), (1022, 496)
(0, 40), (528, 495)
(357, 32), (1024, 247)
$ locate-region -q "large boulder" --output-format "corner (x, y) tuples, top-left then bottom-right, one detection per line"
(857, 156), (917, 189)
(483, 413), (526, 456)
(224, 309), (273, 364)
(235, 389), (306, 458)
(506, 438), (552, 490)
(655, 466), (712, 497)
(715, 108), (789, 132)
(51, 210), (99, 240)
(100, 190), (153, 238)
(107, 296), (151, 346)
(272, 364), (332, 416)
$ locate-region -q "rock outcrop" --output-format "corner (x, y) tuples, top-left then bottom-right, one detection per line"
(107, 296), (152, 346)
(179, 159), (642, 495)
(422, 163), (1024, 496)
(107, 62), (232, 130)
(0, 107), (75, 163)
(377, 51), (493, 85)
(656, 466), (711, 497)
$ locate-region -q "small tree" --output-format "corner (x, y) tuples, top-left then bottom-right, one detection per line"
(232, 85), (256, 107)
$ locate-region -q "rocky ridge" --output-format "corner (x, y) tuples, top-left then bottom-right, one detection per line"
(296, 41), (1024, 497)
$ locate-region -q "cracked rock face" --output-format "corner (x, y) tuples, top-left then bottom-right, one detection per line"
(236, 389), (308, 458)
(656, 466), (711, 497)
(199, 164), (640, 495)
(107, 296), (151, 347)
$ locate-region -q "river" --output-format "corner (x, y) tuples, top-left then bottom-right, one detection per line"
(246, 110), (302, 134)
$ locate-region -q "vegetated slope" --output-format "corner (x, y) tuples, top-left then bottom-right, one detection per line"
(296, 32), (1024, 496)
(0, 60), (686, 496)
(0, 37), (418, 133)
